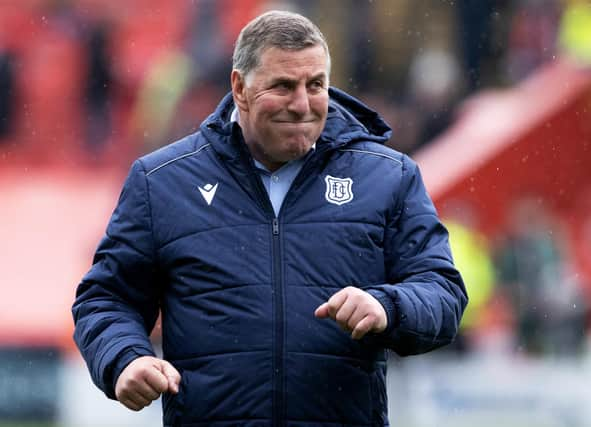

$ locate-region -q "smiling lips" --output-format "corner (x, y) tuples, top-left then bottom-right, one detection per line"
(273, 119), (316, 124)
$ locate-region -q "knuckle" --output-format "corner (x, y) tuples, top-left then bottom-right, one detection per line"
(119, 381), (130, 395)
(137, 365), (151, 377)
(345, 287), (357, 297)
(125, 401), (140, 411)
(328, 305), (338, 318)
(363, 302), (375, 315)
(136, 398), (149, 408)
(126, 377), (139, 390)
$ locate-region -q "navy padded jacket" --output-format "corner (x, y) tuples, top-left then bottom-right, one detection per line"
(72, 87), (467, 426)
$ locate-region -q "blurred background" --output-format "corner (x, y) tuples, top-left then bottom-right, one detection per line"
(0, 0), (590, 426)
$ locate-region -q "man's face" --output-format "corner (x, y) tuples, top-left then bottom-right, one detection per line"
(232, 45), (329, 171)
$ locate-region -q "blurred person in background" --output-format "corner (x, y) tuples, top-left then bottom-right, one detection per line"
(83, 20), (114, 157)
(456, 0), (498, 92)
(557, 0), (591, 66)
(441, 200), (497, 354)
(456, 0), (511, 92)
(0, 45), (16, 140)
(504, 0), (561, 83)
(128, 48), (193, 153)
(72, 10), (466, 426)
(495, 197), (588, 357)
(405, 47), (464, 151)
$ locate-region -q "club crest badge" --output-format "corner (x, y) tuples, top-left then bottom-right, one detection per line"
(324, 175), (354, 205)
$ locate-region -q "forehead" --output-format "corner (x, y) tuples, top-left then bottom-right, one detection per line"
(254, 45), (328, 79)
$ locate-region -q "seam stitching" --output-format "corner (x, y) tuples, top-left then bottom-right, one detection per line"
(146, 143), (211, 176)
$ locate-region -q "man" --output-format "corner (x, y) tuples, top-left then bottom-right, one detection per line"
(73, 10), (467, 426)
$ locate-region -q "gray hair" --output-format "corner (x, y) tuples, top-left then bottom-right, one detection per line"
(232, 10), (331, 82)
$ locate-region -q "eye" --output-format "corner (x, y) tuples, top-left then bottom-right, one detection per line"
(272, 80), (292, 91)
(308, 80), (325, 91)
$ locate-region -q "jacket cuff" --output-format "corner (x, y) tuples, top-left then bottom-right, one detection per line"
(367, 288), (398, 336)
(105, 347), (155, 400)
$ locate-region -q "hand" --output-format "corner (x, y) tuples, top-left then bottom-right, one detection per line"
(314, 286), (387, 340)
(115, 356), (181, 411)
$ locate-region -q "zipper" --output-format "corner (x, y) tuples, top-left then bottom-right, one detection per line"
(238, 152), (283, 424)
(269, 154), (318, 426)
(246, 150), (320, 425)
(268, 151), (323, 425)
(271, 217), (284, 426)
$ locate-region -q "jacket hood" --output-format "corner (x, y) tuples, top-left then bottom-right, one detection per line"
(322, 87), (392, 147)
(200, 87), (393, 157)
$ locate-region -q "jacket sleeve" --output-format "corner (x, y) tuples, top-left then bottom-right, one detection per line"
(72, 160), (160, 399)
(366, 156), (468, 356)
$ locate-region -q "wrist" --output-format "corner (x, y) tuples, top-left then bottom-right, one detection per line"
(109, 348), (155, 399)
(366, 289), (397, 336)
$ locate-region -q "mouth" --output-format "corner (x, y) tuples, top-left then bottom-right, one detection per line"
(272, 120), (316, 124)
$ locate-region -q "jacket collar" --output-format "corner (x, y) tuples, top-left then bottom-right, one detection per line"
(199, 87), (393, 162)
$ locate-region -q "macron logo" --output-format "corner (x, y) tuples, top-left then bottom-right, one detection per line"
(198, 183), (218, 206)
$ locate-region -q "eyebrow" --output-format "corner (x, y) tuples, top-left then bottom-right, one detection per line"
(270, 72), (328, 84)
(308, 72), (328, 82)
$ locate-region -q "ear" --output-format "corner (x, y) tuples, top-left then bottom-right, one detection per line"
(231, 70), (249, 112)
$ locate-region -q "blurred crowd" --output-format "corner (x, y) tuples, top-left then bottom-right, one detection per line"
(443, 196), (590, 357)
(1, 0), (589, 164)
(0, 0), (590, 359)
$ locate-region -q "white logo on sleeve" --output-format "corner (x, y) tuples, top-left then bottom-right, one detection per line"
(198, 183), (218, 206)
(324, 175), (353, 205)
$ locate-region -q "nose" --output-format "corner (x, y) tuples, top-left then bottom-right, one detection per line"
(287, 84), (311, 117)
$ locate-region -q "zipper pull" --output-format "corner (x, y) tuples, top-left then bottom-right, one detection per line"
(272, 218), (279, 235)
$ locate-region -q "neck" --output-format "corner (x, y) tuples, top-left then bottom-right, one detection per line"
(244, 136), (286, 172)
(235, 108), (287, 172)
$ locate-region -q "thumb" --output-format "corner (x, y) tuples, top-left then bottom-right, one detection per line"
(158, 360), (181, 394)
(314, 302), (330, 318)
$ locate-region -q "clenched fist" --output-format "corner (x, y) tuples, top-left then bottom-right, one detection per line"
(314, 286), (387, 339)
(115, 356), (181, 411)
